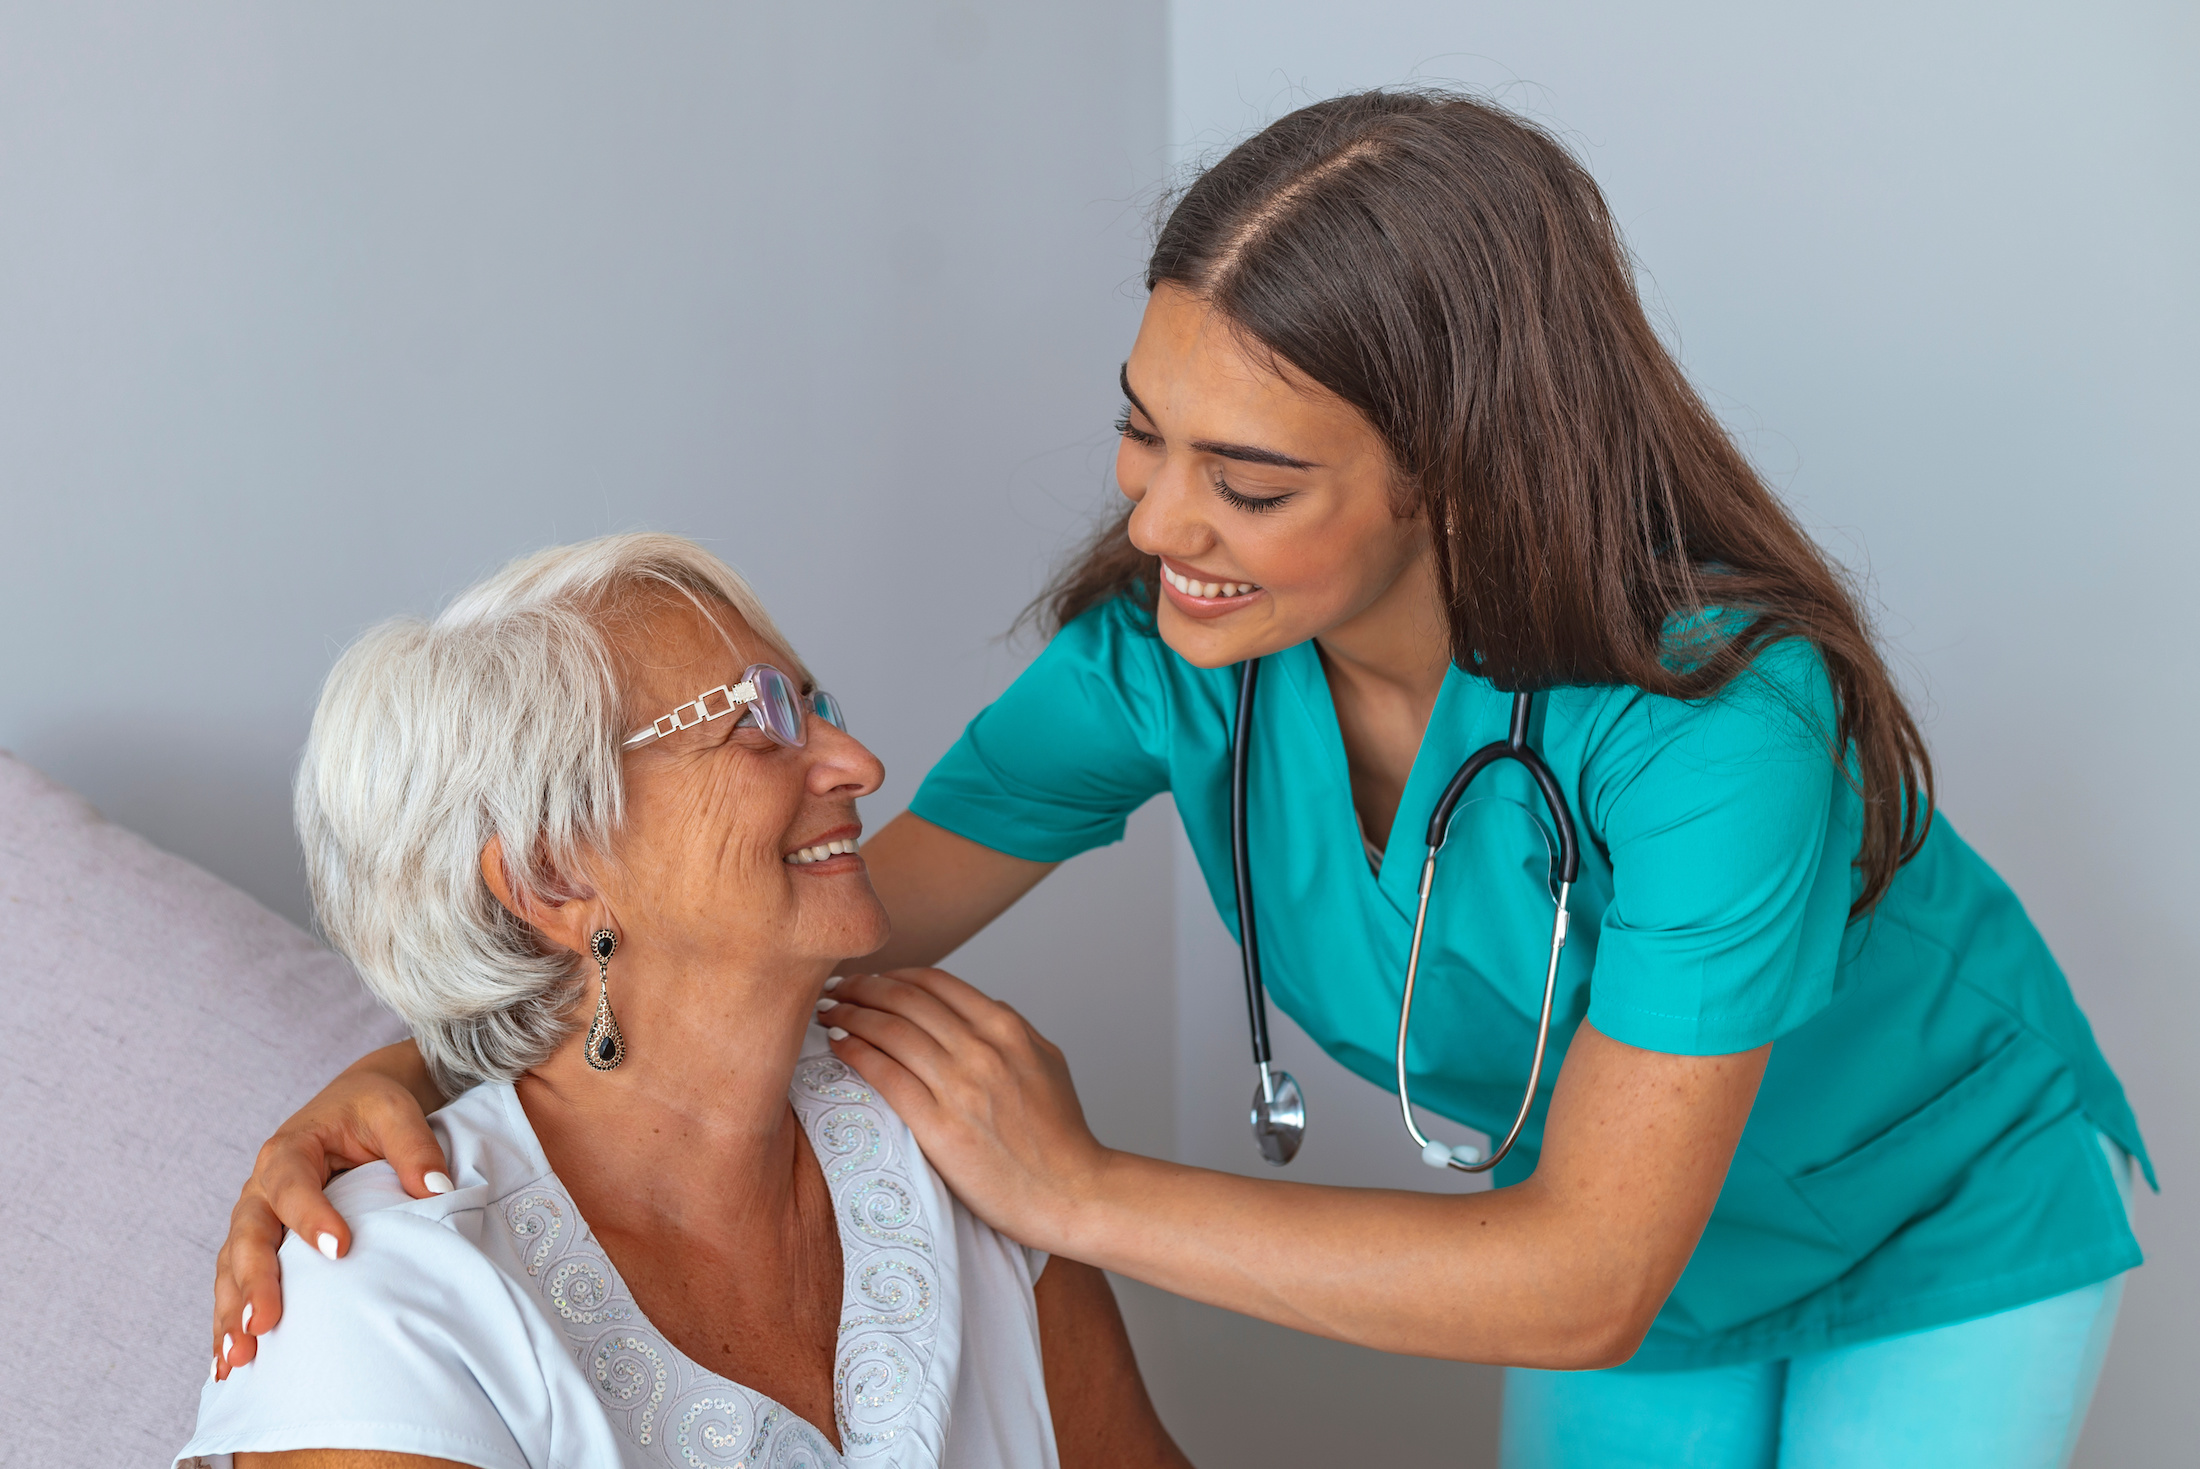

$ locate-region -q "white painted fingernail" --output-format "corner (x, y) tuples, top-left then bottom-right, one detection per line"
(815, 997), (838, 1012)
(424, 1171), (454, 1195)
(222, 1332), (233, 1361)
(241, 1302), (253, 1333)
(823, 975), (842, 992)
(827, 1026), (849, 1041)
(317, 1232), (340, 1260)
(210, 1355), (217, 1381)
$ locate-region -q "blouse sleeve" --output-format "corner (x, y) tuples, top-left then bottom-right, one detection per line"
(176, 1171), (554, 1469)
(909, 599), (1174, 863)
(1582, 640), (1863, 1057)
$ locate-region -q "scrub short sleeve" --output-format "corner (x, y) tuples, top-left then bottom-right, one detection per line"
(911, 599), (1173, 862)
(1585, 643), (1859, 1057)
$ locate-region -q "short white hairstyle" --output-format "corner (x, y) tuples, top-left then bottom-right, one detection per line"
(296, 533), (803, 1095)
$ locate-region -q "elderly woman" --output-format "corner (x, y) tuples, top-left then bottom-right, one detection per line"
(181, 534), (1186, 1469)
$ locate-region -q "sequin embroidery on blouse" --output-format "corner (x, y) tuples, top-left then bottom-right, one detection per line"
(481, 1044), (950, 1466)
(792, 1054), (946, 1455)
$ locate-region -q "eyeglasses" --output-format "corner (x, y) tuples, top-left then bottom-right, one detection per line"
(622, 663), (848, 751)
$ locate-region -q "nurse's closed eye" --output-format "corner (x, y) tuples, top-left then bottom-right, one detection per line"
(1114, 409), (1160, 448)
(1212, 472), (1291, 514)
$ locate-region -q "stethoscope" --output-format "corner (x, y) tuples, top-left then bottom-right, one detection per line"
(1229, 657), (1581, 1173)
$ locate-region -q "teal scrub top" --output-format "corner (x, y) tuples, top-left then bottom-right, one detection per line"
(910, 597), (2153, 1370)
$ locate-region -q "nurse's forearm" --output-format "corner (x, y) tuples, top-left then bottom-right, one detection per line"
(847, 812), (1058, 971)
(1052, 1156), (1626, 1365)
(1048, 1026), (1768, 1368)
(341, 1037), (445, 1114)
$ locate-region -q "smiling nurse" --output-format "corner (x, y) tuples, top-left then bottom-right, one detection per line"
(213, 92), (2148, 1467)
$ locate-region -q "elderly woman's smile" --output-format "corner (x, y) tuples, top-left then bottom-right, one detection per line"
(785, 834), (862, 867)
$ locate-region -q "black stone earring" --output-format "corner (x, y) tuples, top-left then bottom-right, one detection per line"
(584, 928), (625, 1071)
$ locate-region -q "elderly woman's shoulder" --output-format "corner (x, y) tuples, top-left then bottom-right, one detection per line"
(178, 1082), (609, 1467)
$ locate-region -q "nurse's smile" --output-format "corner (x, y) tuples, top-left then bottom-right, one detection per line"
(1157, 556), (1263, 614)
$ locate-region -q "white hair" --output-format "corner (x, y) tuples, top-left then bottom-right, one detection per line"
(295, 533), (801, 1095)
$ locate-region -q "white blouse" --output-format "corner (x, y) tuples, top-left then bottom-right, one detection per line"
(179, 1028), (1059, 1469)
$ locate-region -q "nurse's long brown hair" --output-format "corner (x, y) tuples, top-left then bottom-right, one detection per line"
(1040, 89), (1932, 915)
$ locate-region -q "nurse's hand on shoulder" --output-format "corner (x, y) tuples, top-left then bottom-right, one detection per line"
(824, 968), (1105, 1247)
(832, 969), (1776, 1369)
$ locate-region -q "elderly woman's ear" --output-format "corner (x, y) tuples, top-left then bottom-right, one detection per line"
(478, 832), (603, 960)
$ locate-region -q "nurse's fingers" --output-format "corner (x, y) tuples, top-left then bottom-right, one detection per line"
(826, 970), (998, 1063)
(212, 1235), (245, 1379)
(822, 988), (968, 1107)
(253, 1131), (353, 1273)
(875, 966), (1037, 1050)
(828, 975), (1107, 1249)
(212, 1185), (286, 1379)
(828, 1029), (947, 1135)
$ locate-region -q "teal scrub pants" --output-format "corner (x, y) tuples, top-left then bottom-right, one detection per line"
(1501, 1274), (2124, 1468)
(1503, 1139), (2134, 1468)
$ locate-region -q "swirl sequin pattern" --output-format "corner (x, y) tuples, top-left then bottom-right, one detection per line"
(493, 1168), (864, 1465)
(792, 1052), (948, 1457)
(469, 1043), (956, 1466)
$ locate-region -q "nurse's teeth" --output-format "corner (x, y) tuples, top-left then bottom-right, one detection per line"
(1162, 566), (1260, 598)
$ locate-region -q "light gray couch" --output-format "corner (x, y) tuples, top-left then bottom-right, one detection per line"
(0, 750), (406, 1465)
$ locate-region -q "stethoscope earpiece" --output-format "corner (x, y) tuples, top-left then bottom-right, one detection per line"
(1422, 1139), (1483, 1169)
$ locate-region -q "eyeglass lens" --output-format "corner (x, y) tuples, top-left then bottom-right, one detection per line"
(735, 665), (803, 747)
(730, 665), (850, 747)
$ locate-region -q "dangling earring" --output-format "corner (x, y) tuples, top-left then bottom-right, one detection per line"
(584, 928), (625, 1071)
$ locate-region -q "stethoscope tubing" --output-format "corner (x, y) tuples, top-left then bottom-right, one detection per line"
(1399, 861), (1571, 1173)
(1230, 658), (1581, 1173)
(1231, 658), (1281, 1103)
(1402, 692), (1580, 1172)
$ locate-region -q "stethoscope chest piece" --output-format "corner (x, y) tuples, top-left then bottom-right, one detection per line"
(1249, 1064), (1306, 1166)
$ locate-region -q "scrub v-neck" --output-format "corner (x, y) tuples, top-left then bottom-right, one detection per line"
(1272, 638), (1495, 917)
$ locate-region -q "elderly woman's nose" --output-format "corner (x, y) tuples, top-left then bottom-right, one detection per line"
(807, 724), (885, 798)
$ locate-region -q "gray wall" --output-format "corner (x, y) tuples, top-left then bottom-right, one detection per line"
(1168, 2), (2197, 1465)
(1, 0), (1165, 927)
(6, 3), (2191, 1465)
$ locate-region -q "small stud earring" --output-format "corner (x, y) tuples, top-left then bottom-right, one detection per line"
(584, 928), (625, 1071)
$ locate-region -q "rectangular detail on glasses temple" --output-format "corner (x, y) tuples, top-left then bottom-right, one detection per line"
(623, 679), (760, 748)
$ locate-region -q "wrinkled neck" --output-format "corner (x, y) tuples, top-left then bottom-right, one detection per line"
(516, 950), (832, 1217)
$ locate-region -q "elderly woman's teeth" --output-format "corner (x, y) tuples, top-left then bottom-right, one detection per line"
(1162, 566), (1259, 599)
(785, 838), (860, 866)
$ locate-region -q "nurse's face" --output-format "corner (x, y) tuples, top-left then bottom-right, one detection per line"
(1115, 282), (1430, 669)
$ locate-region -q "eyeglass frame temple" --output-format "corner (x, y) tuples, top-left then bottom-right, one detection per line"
(622, 680), (759, 750)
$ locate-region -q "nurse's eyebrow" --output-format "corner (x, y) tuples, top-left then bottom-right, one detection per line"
(1119, 363), (1322, 471)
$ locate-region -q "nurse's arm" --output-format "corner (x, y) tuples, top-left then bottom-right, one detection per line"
(831, 972), (1769, 1371)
